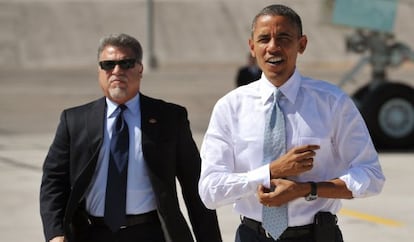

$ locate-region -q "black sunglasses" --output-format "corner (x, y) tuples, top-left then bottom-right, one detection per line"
(99, 59), (137, 70)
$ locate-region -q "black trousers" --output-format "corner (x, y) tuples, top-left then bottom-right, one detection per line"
(235, 223), (344, 242)
(74, 220), (166, 242)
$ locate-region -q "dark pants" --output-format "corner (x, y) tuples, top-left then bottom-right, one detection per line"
(235, 223), (344, 242)
(74, 220), (166, 242)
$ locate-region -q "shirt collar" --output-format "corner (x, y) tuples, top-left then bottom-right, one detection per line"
(106, 93), (140, 118)
(259, 69), (302, 105)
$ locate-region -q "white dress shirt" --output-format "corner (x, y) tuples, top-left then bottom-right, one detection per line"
(86, 93), (157, 216)
(199, 69), (385, 226)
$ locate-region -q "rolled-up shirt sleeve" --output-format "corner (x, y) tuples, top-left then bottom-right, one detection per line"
(333, 94), (385, 198)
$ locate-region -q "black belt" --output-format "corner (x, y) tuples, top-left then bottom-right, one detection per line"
(241, 216), (313, 240)
(88, 210), (159, 229)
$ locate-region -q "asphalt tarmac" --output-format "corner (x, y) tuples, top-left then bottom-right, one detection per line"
(0, 65), (412, 241)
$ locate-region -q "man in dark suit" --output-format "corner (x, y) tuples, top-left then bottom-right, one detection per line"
(40, 33), (222, 242)
(235, 54), (262, 87)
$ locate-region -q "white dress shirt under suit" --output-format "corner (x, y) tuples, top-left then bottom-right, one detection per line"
(199, 69), (385, 227)
(86, 93), (157, 216)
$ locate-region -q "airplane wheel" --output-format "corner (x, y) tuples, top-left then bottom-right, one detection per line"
(359, 82), (414, 149)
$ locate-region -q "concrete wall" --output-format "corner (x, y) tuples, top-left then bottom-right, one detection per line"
(0, 1), (147, 69)
(0, 0), (413, 70)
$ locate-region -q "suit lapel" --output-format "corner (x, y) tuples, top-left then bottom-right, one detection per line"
(86, 97), (105, 154)
(140, 94), (162, 171)
(71, 98), (105, 199)
(78, 97), (105, 192)
(140, 94), (161, 143)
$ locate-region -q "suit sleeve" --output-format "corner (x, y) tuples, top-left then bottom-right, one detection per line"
(174, 106), (222, 242)
(40, 111), (71, 241)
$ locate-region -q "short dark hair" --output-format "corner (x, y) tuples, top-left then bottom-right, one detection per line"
(251, 4), (303, 38)
(97, 33), (143, 62)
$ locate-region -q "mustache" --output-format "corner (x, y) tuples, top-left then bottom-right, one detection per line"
(109, 75), (128, 83)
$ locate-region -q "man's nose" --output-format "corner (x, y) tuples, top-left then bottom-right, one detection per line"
(268, 38), (281, 51)
(112, 64), (124, 73)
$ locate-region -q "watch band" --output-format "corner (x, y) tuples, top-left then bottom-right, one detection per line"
(305, 182), (318, 201)
(309, 182), (317, 195)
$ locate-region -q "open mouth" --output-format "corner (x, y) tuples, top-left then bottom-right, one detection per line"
(266, 56), (284, 65)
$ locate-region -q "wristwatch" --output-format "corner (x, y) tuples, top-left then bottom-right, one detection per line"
(305, 182), (318, 201)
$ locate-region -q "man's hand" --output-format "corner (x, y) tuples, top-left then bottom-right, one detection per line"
(50, 236), (65, 242)
(269, 144), (320, 178)
(257, 179), (308, 207)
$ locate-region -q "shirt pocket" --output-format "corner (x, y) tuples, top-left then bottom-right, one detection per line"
(292, 136), (334, 182)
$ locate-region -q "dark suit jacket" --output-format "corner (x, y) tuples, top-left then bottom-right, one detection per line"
(235, 66), (262, 87)
(40, 94), (222, 242)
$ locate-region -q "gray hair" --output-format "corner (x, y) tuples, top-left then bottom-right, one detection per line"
(97, 33), (143, 62)
(251, 4), (303, 38)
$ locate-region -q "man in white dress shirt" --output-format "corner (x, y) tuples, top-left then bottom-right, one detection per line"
(198, 4), (385, 242)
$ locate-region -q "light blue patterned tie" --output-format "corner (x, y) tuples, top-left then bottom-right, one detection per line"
(262, 89), (288, 240)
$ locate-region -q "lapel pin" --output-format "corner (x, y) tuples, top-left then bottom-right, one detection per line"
(149, 118), (157, 124)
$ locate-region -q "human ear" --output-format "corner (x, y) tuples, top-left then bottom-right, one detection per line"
(137, 63), (143, 74)
(248, 38), (256, 58)
(298, 35), (308, 54)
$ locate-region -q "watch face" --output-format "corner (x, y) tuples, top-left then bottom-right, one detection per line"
(305, 194), (317, 201)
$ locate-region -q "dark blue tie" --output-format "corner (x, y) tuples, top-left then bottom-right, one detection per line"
(104, 105), (129, 232)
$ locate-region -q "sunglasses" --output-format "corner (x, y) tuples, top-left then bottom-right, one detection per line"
(99, 59), (137, 70)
